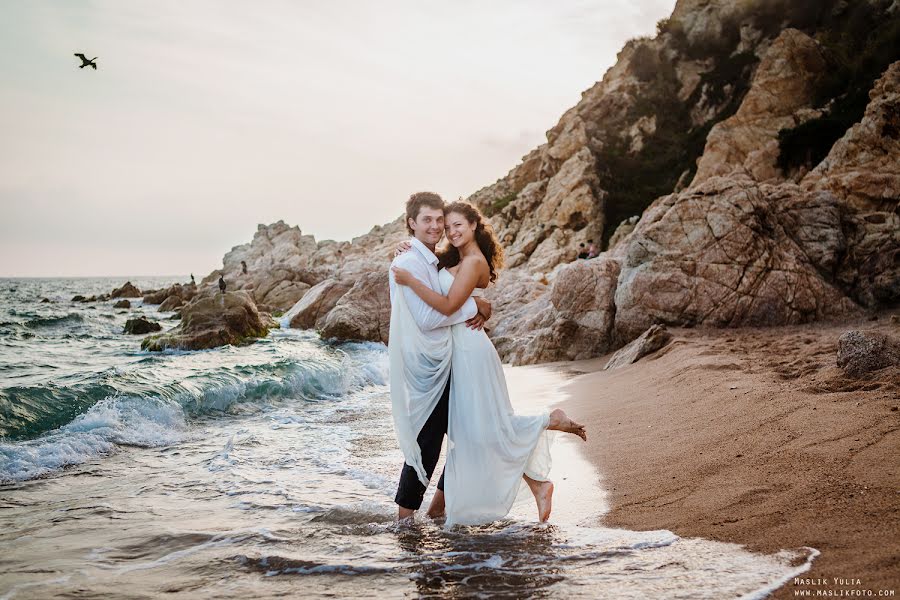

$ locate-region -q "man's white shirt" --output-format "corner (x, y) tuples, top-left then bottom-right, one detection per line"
(388, 237), (477, 339)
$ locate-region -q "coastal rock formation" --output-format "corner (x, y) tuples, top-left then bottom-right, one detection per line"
(141, 290), (274, 352)
(802, 61), (900, 210)
(158, 295), (183, 311)
(611, 177), (862, 341)
(123, 316), (162, 335)
(607, 216), (640, 251)
(113, 299), (131, 309)
(319, 273), (390, 344)
(836, 330), (900, 377)
(288, 279), (353, 330)
(142, 282), (197, 307)
(198, 1), (899, 365)
(203, 220), (406, 313)
(800, 61), (900, 308)
(604, 324), (673, 370)
(492, 258), (620, 365)
(691, 29), (827, 185)
(110, 281), (142, 299)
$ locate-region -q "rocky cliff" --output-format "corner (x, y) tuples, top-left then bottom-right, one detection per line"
(203, 0), (900, 362)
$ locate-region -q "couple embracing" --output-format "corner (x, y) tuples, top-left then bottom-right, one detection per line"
(388, 192), (586, 527)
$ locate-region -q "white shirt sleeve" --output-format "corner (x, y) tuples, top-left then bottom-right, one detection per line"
(390, 254), (478, 331)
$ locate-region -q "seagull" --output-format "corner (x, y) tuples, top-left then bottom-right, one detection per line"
(74, 53), (98, 70)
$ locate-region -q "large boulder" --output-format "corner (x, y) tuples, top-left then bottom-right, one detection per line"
(143, 282), (197, 306)
(492, 258), (620, 365)
(836, 330), (900, 377)
(613, 177), (861, 341)
(158, 295), (184, 311)
(288, 279), (353, 330)
(604, 324), (673, 370)
(110, 281), (142, 299)
(258, 280), (311, 312)
(141, 290), (274, 351)
(318, 273), (390, 344)
(124, 316), (162, 335)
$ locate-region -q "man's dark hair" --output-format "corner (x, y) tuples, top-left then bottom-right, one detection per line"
(406, 192), (445, 234)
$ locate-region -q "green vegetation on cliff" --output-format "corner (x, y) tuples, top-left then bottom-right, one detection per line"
(597, 45), (758, 247)
(778, 2), (900, 174)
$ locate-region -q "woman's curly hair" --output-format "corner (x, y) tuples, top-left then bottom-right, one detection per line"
(437, 200), (505, 284)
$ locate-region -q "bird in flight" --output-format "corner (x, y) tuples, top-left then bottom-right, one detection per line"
(74, 53), (98, 70)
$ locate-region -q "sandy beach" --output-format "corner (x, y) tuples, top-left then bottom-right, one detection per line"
(558, 313), (900, 598)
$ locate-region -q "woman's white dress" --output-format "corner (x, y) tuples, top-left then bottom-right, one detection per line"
(439, 267), (553, 527)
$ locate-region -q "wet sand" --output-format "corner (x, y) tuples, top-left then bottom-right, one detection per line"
(556, 314), (900, 598)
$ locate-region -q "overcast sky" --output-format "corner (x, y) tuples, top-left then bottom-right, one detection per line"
(0, 0), (675, 277)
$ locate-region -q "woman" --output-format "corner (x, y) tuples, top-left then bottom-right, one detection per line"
(391, 200), (586, 527)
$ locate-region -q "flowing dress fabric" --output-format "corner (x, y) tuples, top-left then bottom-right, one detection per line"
(441, 268), (552, 527)
(388, 273), (452, 486)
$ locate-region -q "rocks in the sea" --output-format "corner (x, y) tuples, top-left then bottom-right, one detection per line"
(39, 297), (51, 303)
(200, 220), (406, 313)
(288, 279), (353, 330)
(141, 290), (274, 351)
(142, 282), (197, 307)
(257, 279), (311, 311)
(110, 281), (142, 299)
(113, 299), (131, 309)
(604, 324), (673, 370)
(72, 293), (109, 303)
(836, 330), (900, 377)
(124, 316), (162, 335)
(158, 295), (183, 311)
(319, 273), (390, 343)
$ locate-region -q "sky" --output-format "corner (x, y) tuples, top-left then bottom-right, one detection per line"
(0, 0), (675, 277)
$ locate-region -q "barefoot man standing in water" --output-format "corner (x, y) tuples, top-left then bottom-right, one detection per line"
(388, 192), (492, 521)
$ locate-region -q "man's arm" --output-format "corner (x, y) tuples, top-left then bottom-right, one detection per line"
(390, 255), (477, 331)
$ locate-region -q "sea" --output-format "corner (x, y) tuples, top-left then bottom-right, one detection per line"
(0, 276), (818, 599)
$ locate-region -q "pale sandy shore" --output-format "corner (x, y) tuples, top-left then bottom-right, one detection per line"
(554, 312), (900, 598)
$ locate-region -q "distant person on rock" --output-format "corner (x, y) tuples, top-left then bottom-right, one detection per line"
(587, 239), (599, 259)
(218, 275), (226, 294)
(190, 273), (195, 285)
(241, 260), (248, 275)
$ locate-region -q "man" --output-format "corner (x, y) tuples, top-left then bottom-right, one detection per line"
(388, 191), (492, 522)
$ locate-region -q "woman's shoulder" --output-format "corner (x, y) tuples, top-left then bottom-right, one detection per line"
(460, 253), (488, 267)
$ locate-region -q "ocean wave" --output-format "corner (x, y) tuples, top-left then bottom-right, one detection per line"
(0, 383), (118, 441)
(23, 313), (85, 328)
(0, 341), (388, 483)
(0, 396), (187, 482)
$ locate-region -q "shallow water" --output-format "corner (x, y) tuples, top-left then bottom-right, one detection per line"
(0, 277), (816, 598)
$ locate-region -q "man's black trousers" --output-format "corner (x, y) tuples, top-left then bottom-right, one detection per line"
(394, 374), (450, 511)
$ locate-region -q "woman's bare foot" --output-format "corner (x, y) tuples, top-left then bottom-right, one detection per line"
(426, 489), (446, 519)
(547, 408), (587, 441)
(524, 475), (554, 522)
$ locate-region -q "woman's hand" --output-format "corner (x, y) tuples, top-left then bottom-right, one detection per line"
(394, 240), (412, 257)
(391, 266), (414, 286)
